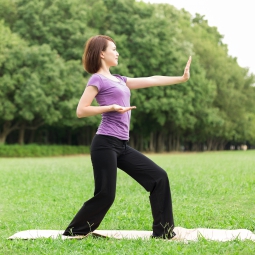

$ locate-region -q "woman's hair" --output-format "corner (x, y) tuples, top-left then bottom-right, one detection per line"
(82, 35), (115, 74)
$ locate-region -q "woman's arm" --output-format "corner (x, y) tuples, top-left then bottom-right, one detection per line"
(126, 56), (191, 90)
(76, 86), (136, 118)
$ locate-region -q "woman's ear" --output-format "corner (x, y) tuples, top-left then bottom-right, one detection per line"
(100, 51), (105, 59)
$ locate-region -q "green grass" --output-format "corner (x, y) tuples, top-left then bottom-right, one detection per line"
(0, 145), (90, 157)
(0, 151), (254, 254)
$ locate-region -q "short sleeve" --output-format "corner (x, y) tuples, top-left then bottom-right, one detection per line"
(114, 74), (127, 83)
(87, 74), (102, 91)
(121, 76), (127, 83)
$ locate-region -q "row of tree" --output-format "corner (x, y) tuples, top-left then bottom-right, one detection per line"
(0, 0), (254, 151)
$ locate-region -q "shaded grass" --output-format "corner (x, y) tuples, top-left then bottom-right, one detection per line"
(0, 145), (90, 157)
(0, 151), (254, 254)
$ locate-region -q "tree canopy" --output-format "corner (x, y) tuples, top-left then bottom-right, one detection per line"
(0, 0), (254, 150)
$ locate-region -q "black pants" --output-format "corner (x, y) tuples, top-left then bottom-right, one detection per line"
(63, 135), (174, 238)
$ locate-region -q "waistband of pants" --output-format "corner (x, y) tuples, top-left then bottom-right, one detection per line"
(95, 134), (128, 146)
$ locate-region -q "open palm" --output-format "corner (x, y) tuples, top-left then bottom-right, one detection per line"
(183, 56), (192, 81)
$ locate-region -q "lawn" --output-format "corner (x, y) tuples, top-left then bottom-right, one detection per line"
(0, 151), (254, 254)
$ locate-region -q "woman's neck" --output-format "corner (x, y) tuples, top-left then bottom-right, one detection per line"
(97, 67), (111, 77)
(97, 61), (111, 73)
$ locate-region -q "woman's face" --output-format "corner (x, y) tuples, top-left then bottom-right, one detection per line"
(101, 40), (119, 67)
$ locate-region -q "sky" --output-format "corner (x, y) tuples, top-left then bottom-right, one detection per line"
(142, 0), (255, 75)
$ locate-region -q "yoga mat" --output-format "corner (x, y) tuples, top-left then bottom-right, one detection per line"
(8, 227), (255, 242)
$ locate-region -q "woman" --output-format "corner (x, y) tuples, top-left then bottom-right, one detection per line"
(63, 35), (191, 239)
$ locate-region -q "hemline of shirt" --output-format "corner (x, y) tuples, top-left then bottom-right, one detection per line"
(96, 131), (129, 141)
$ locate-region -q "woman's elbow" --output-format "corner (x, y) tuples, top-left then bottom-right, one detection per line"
(76, 108), (86, 118)
(76, 111), (82, 118)
(76, 110), (82, 118)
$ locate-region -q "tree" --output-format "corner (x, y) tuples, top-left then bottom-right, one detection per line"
(0, 21), (85, 144)
(1, 0), (254, 149)
(0, 0), (17, 28)
(176, 11), (255, 149)
(12, 0), (98, 61)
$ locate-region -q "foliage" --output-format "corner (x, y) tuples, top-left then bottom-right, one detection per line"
(0, 0), (254, 150)
(178, 12), (255, 149)
(0, 21), (85, 144)
(0, 144), (89, 157)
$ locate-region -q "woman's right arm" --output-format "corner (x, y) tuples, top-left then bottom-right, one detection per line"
(76, 86), (136, 118)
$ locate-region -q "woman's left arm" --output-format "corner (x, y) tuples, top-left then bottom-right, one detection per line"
(126, 56), (192, 90)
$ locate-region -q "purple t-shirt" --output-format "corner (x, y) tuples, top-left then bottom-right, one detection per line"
(87, 73), (131, 140)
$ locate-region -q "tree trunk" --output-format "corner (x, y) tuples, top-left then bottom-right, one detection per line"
(218, 140), (227, 150)
(18, 124), (25, 145)
(129, 135), (134, 148)
(191, 143), (196, 151)
(0, 134), (7, 145)
(156, 132), (164, 152)
(28, 130), (35, 144)
(149, 132), (155, 152)
(139, 135), (143, 151)
(171, 135), (175, 151)
(210, 139), (220, 151)
(67, 130), (72, 145)
(0, 121), (20, 145)
(207, 138), (213, 151)
(168, 135), (174, 152)
(176, 135), (180, 151)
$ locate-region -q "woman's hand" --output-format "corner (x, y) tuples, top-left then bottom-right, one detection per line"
(111, 104), (136, 113)
(126, 56), (192, 89)
(182, 56), (192, 81)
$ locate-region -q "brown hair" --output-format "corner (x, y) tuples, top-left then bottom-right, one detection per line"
(82, 35), (115, 74)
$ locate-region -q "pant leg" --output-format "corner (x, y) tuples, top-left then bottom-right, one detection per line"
(63, 135), (118, 236)
(117, 145), (175, 238)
